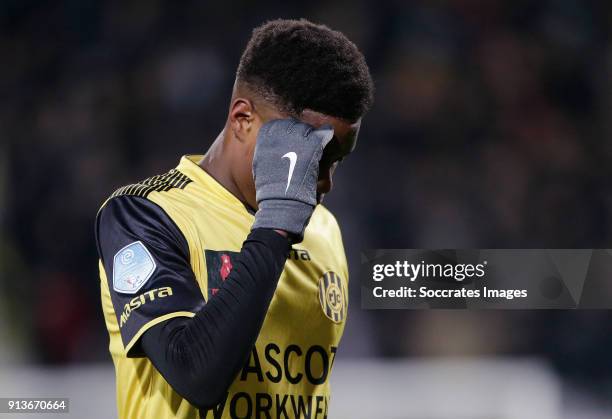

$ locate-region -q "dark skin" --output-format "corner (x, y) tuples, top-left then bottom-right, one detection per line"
(199, 82), (360, 218)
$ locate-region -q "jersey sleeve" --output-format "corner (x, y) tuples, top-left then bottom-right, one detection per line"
(95, 195), (206, 357)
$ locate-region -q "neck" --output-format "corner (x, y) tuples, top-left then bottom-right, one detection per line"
(198, 129), (247, 205)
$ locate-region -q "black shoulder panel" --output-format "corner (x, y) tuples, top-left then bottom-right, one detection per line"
(111, 168), (192, 199)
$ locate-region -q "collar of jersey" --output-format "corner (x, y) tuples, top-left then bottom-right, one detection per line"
(177, 155), (251, 212)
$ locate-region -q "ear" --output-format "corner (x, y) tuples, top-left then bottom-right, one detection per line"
(229, 98), (255, 142)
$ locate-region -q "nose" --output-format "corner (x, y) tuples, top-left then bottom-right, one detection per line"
(317, 168), (334, 195)
(317, 178), (332, 195)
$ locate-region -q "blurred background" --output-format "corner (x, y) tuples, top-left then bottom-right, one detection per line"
(1, 0), (612, 417)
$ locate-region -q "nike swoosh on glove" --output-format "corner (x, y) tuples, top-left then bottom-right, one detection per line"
(252, 118), (334, 243)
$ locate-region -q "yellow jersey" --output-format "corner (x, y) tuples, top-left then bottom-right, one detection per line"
(96, 155), (349, 418)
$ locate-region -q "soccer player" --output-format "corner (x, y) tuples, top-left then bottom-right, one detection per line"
(95, 19), (373, 419)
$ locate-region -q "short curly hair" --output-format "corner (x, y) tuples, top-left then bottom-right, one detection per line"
(236, 19), (374, 122)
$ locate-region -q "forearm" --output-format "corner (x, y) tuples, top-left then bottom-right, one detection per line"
(141, 228), (289, 408)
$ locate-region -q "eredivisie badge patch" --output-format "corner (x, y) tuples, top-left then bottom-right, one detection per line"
(318, 271), (347, 323)
(112, 241), (156, 294)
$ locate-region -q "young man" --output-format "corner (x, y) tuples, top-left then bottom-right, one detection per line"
(95, 19), (373, 419)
